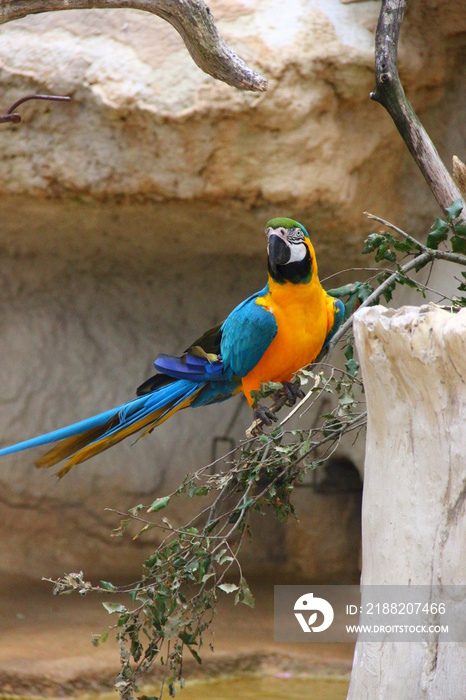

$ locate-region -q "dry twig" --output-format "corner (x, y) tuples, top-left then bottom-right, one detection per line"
(0, 93), (70, 124)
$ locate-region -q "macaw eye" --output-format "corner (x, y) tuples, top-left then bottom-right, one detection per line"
(287, 228), (305, 244)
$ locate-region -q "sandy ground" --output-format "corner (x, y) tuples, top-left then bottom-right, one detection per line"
(0, 572), (354, 695)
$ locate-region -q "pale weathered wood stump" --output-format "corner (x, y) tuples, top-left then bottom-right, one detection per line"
(349, 305), (466, 699)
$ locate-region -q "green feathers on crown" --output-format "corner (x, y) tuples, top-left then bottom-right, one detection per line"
(266, 217), (309, 237)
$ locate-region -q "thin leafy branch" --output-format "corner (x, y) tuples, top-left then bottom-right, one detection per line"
(46, 370), (364, 698)
(326, 200), (466, 350)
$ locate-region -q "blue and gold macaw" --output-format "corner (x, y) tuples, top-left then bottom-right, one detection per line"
(0, 218), (344, 477)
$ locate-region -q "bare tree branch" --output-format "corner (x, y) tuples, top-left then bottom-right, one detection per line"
(371, 0), (464, 217)
(0, 0), (268, 92)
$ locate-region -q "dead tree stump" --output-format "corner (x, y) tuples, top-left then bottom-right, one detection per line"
(348, 305), (466, 699)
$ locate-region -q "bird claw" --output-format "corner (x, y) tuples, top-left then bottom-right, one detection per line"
(246, 381), (304, 438)
(254, 404), (278, 427)
(246, 404), (279, 437)
(281, 381), (305, 406)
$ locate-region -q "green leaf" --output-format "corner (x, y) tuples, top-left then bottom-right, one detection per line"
(445, 199), (464, 222)
(329, 281), (374, 319)
(344, 343), (353, 361)
(397, 275), (418, 289)
(345, 358), (360, 377)
(218, 583), (239, 594)
(186, 645), (202, 665)
(182, 527), (199, 535)
(198, 556), (210, 580)
(454, 224), (466, 237)
(235, 581), (255, 608)
(144, 553), (161, 569)
(361, 233), (385, 254)
(117, 612), (130, 626)
(322, 417), (342, 438)
(100, 580), (117, 592)
(192, 487), (208, 497)
(299, 437), (313, 457)
(131, 638), (143, 662)
(147, 496), (171, 513)
(392, 238), (420, 253)
(265, 381), (283, 392)
(112, 518), (130, 537)
(164, 613), (183, 640)
(426, 218), (449, 249)
(215, 548), (234, 566)
(326, 283), (359, 297)
(179, 631), (196, 645)
(129, 585), (140, 604)
(237, 498), (254, 511)
(380, 247), (396, 263)
(102, 602), (126, 614)
(128, 503), (144, 516)
(133, 522), (157, 540)
(382, 284), (395, 303)
(339, 389), (355, 408)
(249, 390), (262, 408)
(451, 236), (466, 255)
(250, 381), (283, 407)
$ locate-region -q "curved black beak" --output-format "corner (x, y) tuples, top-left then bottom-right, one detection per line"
(267, 233), (290, 275)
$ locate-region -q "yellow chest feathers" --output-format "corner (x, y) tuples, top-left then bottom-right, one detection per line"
(241, 278), (330, 403)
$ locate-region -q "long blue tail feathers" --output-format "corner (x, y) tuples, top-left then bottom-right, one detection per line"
(0, 378), (205, 477)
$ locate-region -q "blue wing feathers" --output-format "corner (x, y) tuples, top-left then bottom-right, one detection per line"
(220, 285), (277, 377)
(153, 284), (276, 383)
(154, 353), (225, 382)
(323, 298), (345, 348)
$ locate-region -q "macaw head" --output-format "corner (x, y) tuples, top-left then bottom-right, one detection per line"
(265, 217), (316, 284)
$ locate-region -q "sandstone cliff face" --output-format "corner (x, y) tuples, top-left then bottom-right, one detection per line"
(0, 0), (464, 579)
(1, 1), (463, 243)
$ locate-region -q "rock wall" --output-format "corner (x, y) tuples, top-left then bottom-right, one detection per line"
(1, 1), (464, 239)
(0, 0), (464, 580)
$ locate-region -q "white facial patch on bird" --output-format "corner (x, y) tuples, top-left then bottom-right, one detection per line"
(286, 239), (307, 264)
(267, 226), (307, 265)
